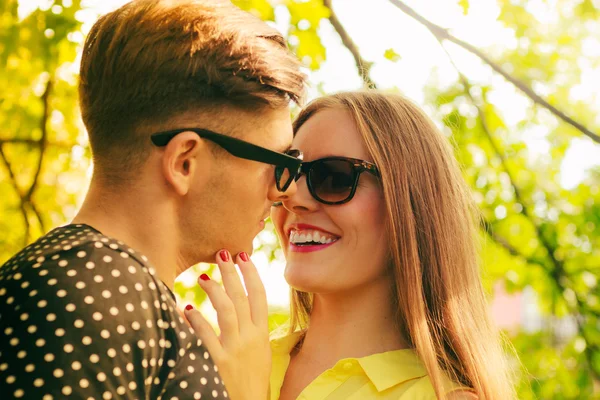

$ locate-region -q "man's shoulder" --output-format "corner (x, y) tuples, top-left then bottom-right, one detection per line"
(1, 224), (150, 273)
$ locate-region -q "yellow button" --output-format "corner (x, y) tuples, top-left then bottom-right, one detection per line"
(343, 361), (353, 371)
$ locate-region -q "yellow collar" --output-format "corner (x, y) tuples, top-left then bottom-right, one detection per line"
(271, 331), (428, 392)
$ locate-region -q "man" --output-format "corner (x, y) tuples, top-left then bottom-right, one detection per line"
(0, 0), (305, 398)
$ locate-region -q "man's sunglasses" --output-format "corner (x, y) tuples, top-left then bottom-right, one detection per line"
(150, 128), (303, 192)
(276, 156), (380, 205)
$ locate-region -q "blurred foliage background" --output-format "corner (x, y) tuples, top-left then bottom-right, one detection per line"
(1, 0), (599, 398)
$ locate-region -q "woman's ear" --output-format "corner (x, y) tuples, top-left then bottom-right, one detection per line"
(160, 131), (209, 196)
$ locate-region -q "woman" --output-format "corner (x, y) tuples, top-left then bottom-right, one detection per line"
(268, 91), (515, 399)
(185, 91), (516, 399)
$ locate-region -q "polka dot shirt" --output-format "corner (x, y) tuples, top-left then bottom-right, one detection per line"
(0, 224), (228, 399)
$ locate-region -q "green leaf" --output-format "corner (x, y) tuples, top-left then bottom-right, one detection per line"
(384, 48), (401, 62)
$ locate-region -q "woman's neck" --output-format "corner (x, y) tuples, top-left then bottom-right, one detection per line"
(296, 276), (408, 366)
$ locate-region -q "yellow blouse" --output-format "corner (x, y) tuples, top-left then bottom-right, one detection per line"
(270, 331), (462, 400)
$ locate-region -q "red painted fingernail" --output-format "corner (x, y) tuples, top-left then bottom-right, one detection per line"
(185, 304), (193, 311)
(200, 273), (210, 281)
(219, 250), (230, 262)
(240, 252), (249, 262)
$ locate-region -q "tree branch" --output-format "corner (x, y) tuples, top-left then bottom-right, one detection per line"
(0, 145), (30, 245)
(387, 0), (600, 144)
(323, 0), (377, 89)
(25, 79), (52, 203)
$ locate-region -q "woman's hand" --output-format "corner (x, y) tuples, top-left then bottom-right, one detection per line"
(184, 250), (271, 400)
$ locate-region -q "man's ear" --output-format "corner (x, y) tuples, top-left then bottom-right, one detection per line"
(160, 131), (209, 196)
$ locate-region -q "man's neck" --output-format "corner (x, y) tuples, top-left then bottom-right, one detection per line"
(72, 183), (183, 288)
(297, 278), (407, 366)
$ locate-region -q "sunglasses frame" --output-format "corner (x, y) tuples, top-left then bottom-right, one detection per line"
(151, 128), (303, 192)
(297, 156), (380, 205)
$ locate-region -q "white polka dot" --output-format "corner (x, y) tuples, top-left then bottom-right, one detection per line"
(128, 381), (137, 390)
(80, 378), (89, 388)
(107, 348), (117, 358)
(25, 364), (35, 372)
(14, 389), (24, 398)
(94, 275), (103, 283)
(75, 281), (86, 289)
(117, 386), (126, 395)
(110, 307), (119, 316)
(132, 321), (140, 330)
(77, 251), (86, 258)
(126, 362), (134, 372)
(113, 367), (121, 376)
(46, 313), (56, 322)
(103, 255), (112, 263)
(14, 272), (22, 280)
(66, 303), (76, 312)
(62, 386), (72, 395)
(203, 351), (209, 359)
(117, 325), (126, 334)
(57, 289), (67, 297)
(28, 289), (38, 297)
(54, 369), (64, 378)
(90, 354), (99, 363)
(27, 325), (37, 334)
(86, 261), (95, 269)
(6, 375), (16, 384)
(101, 329), (110, 339)
(47, 278), (57, 286)
(58, 260), (68, 267)
(39, 270), (48, 276)
(34, 378), (44, 387)
(167, 359), (176, 367)
(97, 372), (106, 382)
(93, 312), (103, 321)
(188, 365), (195, 373)
(194, 393), (202, 399)
(137, 340), (146, 349)
(72, 361), (81, 370)
(94, 241), (103, 248)
(102, 290), (111, 299)
(37, 299), (48, 308)
(128, 266), (137, 274)
(212, 390), (218, 398)
(84, 296), (94, 304)
(55, 328), (65, 337)
(140, 300), (148, 308)
(142, 359), (148, 368)
(111, 269), (121, 278)
(64, 344), (74, 353)
(67, 269), (77, 277)
(74, 319), (84, 328)
(119, 285), (128, 294)
(82, 336), (92, 345)
(200, 377), (207, 385)
(44, 353), (54, 362)
(21, 281), (30, 289)
(17, 350), (26, 358)
(126, 303), (134, 312)
(109, 243), (118, 249)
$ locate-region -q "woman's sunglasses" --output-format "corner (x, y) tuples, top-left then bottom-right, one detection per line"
(150, 128), (303, 192)
(275, 156), (380, 205)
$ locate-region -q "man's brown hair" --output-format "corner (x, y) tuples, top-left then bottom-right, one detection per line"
(79, 0), (306, 182)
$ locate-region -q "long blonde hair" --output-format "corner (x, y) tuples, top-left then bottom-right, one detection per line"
(288, 91), (516, 399)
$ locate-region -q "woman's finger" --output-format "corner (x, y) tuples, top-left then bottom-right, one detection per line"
(183, 305), (225, 362)
(215, 249), (252, 329)
(235, 252), (268, 330)
(197, 273), (240, 345)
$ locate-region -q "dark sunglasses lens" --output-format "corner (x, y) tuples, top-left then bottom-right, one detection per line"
(310, 160), (355, 203)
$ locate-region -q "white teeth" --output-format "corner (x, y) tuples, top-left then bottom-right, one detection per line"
(289, 229), (338, 245)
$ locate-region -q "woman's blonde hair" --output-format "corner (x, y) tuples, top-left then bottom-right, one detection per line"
(288, 91), (516, 399)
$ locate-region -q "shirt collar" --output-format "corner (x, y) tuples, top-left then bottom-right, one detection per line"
(270, 331), (428, 392)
